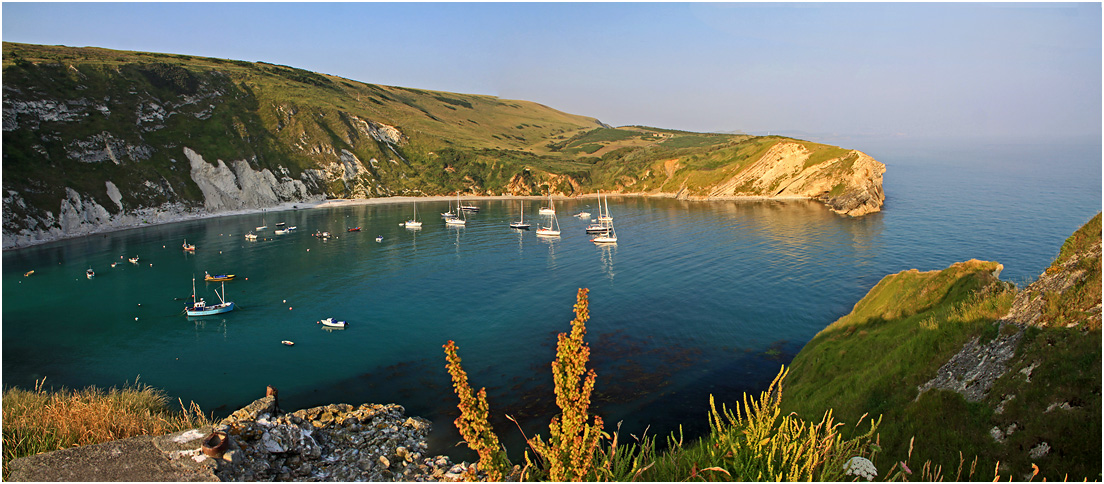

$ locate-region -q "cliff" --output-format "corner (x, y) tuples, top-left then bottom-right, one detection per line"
(783, 213), (1102, 481)
(2, 43), (885, 249)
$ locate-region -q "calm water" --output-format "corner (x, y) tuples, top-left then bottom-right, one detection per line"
(3, 136), (1099, 459)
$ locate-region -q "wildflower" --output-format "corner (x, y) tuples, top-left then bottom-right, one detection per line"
(900, 461), (912, 475)
(843, 456), (877, 481)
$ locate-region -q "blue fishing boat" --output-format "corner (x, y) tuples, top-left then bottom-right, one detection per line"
(185, 276), (234, 316)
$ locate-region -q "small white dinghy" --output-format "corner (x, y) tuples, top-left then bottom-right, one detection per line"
(318, 317), (347, 329)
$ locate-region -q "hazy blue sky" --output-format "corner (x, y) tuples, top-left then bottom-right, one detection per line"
(3, 2), (1101, 140)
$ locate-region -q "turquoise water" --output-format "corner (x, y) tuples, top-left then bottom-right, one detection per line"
(3, 136), (1099, 459)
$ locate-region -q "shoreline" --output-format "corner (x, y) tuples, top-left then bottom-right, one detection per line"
(2, 193), (818, 251)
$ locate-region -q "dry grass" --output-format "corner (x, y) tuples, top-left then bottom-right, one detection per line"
(2, 377), (209, 476)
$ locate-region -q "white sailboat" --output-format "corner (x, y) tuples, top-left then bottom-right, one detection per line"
(445, 193), (466, 226)
(539, 194), (556, 215)
(510, 200), (531, 229)
(585, 190), (611, 234)
(591, 194), (617, 244)
(597, 190), (613, 223)
(536, 199), (561, 237)
(256, 216), (267, 231)
(404, 201), (422, 228)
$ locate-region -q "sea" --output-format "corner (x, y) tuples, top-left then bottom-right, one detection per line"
(2, 135), (1099, 460)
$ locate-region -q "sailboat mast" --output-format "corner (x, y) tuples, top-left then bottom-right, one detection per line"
(192, 276), (197, 303)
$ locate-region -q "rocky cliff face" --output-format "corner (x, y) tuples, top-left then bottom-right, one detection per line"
(703, 142), (885, 216)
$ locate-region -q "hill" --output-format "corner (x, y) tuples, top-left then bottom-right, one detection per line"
(782, 213), (1102, 481)
(2, 42), (883, 248)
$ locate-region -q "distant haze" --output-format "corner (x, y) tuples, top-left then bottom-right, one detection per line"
(3, 2), (1100, 140)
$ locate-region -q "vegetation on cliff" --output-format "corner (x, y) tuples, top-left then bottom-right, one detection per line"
(3, 42), (883, 241)
(782, 213), (1102, 481)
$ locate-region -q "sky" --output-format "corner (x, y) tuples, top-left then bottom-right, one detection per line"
(2, 2), (1101, 140)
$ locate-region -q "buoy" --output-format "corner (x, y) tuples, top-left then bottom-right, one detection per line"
(289, 307), (293, 310)
(283, 299), (286, 303)
(135, 317), (139, 321)
(307, 249), (310, 252)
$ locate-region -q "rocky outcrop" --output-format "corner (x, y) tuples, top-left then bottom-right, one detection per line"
(2, 186), (201, 250)
(185, 147), (320, 212)
(1004, 229), (1102, 329)
(7, 392), (483, 482)
(916, 321), (1024, 402)
(654, 142), (885, 216)
(206, 395), (468, 481)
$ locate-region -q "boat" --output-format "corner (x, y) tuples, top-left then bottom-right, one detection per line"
(585, 222), (610, 234)
(245, 232), (258, 240)
(457, 200), (479, 213)
(536, 199), (561, 237)
(404, 201), (422, 228)
(441, 197), (457, 218)
(586, 190), (614, 234)
(348, 226), (362, 232)
(445, 193), (467, 226)
(375, 235), (384, 242)
(287, 226), (298, 231)
(86, 267), (95, 279)
(204, 271), (236, 282)
(597, 190), (613, 223)
(317, 317), (347, 329)
(575, 212), (591, 218)
(591, 194), (617, 244)
(539, 194), (556, 215)
(591, 228), (618, 244)
(313, 230), (331, 239)
(256, 217), (267, 231)
(24, 270), (34, 277)
(185, 276), (234, 316)
(128, 256), (139, 264)
(509, 200), (531, 230)
(182, 240), (196, 251)
(281, 340), (295, 346)
(276, 222), (286, 227)
(274, 228), (288, 235)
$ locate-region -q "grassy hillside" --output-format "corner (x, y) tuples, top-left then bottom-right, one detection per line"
(3, 42), (881, 238)
(782, 215), (1102, 481)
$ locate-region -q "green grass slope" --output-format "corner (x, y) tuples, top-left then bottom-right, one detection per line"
(782, 215), (1102, 481)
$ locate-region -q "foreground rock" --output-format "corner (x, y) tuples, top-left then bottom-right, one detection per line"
(8, 393), (480, 482)
(211, 394), (463, 481)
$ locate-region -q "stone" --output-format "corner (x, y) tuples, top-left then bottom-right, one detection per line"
(1029, 442), (1051, 459)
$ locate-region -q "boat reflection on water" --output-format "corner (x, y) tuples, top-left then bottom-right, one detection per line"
(598, 244), (616, 282)
(537, 233), (557, 269)
(191, 318), (228, 339)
